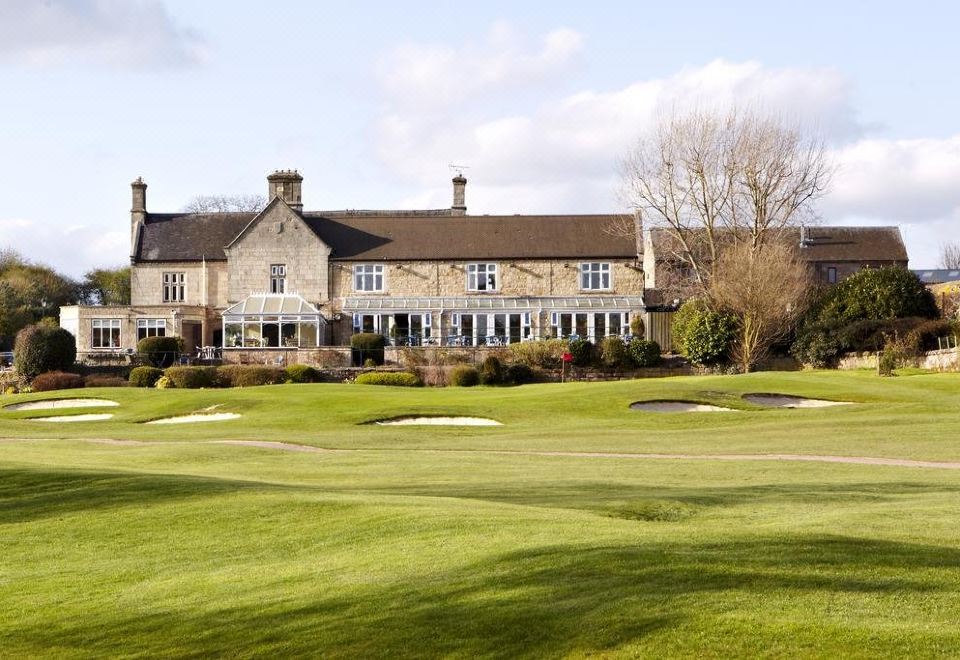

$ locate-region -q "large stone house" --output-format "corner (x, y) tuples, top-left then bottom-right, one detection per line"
(59, 170), (909, 359)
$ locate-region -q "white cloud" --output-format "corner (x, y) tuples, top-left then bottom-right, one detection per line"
(378, 21), (583, 108)
(0, 0), (204, 70)
(375, 55), (860, 212)
(0, 218), (127, 277)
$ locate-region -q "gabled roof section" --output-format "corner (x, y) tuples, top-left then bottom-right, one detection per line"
(224, 196), (316, 250)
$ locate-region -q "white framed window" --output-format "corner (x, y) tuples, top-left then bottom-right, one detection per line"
(580, 262), (611, 290)
(136, 319), (166, 341)
(467, 263), (498, 291)
(270, 264), (286, 294)
(354, 264), (384, 292)
(162, 272), (185, 302)
(91, 319), (121, 349)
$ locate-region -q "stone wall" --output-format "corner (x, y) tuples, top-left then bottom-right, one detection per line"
(224, 202), (331, 304)
(837, 348), (959, 371)
(131, 261), (228, 307)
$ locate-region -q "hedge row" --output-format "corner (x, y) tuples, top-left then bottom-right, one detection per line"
(129, 364), (318, 388)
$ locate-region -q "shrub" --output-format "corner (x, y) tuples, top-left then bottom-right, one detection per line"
(363, 358), (378, 368)
(567, 338), (595, 367)
(351, 333), (386, 366)
(31, 371), (84, 392)
(84, 375), (128, 388)
(285, 364), (321, 383)
(791, 320), (845, 368)
(450, 364), (480, 387)
(509, 339), (567, 368)
(13, 324), (77, 380)
(630, 315), (645, 337)
(155, 376), (172, 389)
(627, 338), (662, 367)
(672, 299), (735, 365)
(600, 336), (629, 368)
(0, 371), (30, 395)
(505, 363), (536, 385)
(480, 356), (504, 385)
(817, 267), (938, 325)
(137, 336), (184, 368)
(413, 365), (450, 387)
(163, 366), (217, 389)
(129, 366), (164, 388)
(216, 365), (285, 388)
(907, 318), (959, 352)
(354, 371), (421, 387)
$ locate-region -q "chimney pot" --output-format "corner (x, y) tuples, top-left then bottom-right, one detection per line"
(267, 169), (304, 211)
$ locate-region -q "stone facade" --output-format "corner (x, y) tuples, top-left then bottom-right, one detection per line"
(225, 200), (331, 304)
(131, 261), (229, 308)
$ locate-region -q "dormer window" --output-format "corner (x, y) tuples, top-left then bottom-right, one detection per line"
(467, 263), (497, 291)
(270, 264), (286, 294)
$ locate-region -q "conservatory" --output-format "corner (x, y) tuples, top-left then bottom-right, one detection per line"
(222, 294), (325, 349)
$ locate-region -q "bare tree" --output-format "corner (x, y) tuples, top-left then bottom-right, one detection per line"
(182, 194), (267, 213)
(618, 108), (831, 291)
(939, 242), (960, 270)
(710, 241), (811, 372)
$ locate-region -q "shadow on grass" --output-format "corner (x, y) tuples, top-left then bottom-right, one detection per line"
(0, 468), (276, 525)
(6, 535), (960, 657)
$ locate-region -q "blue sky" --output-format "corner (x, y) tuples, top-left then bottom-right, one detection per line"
(2, 0), (959, 275)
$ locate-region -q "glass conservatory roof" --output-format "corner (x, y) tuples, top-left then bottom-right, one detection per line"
(222, 294), (322, 316)
(342, 296), (645, 311)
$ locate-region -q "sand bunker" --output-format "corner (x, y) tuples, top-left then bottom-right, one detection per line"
(28, 414), (115, 422)
(743, 394), (852, 409)
(4, 398), (119, 412)
(146, 413), (241, 425)
(630, 401), (736, 413)
(375, 416), (502, 426)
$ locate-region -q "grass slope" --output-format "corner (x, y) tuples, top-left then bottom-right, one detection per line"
(1, 370), (960, 656)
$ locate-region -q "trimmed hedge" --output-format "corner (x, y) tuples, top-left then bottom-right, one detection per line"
(216, 365), (285, 388)
(285, 364), (321, 383)
(13, 324), (77, 380)
(31, 371), (84, 392)
(627, 338), (662, 368)
(509, 339), (567, 368)
(351, 333), (386, 366)
(129, 366), (164, 388)
(138, 336), (184, 368)
(354, 371), (421, 387)
(450, 365), (480, 387)
(163, 366), (217, 389)
(567, 338), (595, 367)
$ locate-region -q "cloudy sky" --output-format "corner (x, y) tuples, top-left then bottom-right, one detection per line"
(1, 0), (959, 275)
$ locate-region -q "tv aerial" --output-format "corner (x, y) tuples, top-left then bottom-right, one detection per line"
(448, 163), (470, 177)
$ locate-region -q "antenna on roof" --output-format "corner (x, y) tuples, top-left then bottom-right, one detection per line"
(448, 163), (470, 177)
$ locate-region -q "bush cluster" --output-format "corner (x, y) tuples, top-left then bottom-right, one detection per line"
(350, 333), (386, 366)
(354, 371), (421, 387)
(163, 366), (218, 389)
(793, 269), (943, 367)
(627, 339), (662, 367)
(31, 371), (84, 392)
(137, 336), (184, 368)
(450, 364), (480, 387)
(216, 365), (285, 388)
(480, 356), (505, 385)
(599, 336), (662, 369)
(672, 299), (736, 366)
(13, 324), (77, 380)
(129, 366), (164, 388)
(567, 338), (595, 367)
(285, 364), (322, 383)
(508, 339), (567, 368)
(504, 363), (536, 385)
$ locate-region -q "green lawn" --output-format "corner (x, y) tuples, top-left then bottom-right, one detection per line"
(2, 370), (960, 657)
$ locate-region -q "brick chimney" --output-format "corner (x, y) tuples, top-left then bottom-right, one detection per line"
(267, 169), (303, 211)
(130, 177), (147, 260)
(451, 174), (467, 216)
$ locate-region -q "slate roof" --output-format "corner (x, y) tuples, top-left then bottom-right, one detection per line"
(135, 211), (638, 262)
(648, 226), (908, 263)
(913, 269), (960, 285)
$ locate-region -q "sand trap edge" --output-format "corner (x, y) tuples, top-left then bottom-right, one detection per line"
(146, 413), (242, 425)
(630, 400), (737, 413)
(27, 413), (115, 422)
(4, 399), (119, 412)
(373, 416), (502, 426)
(742, 393), (854, 408)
